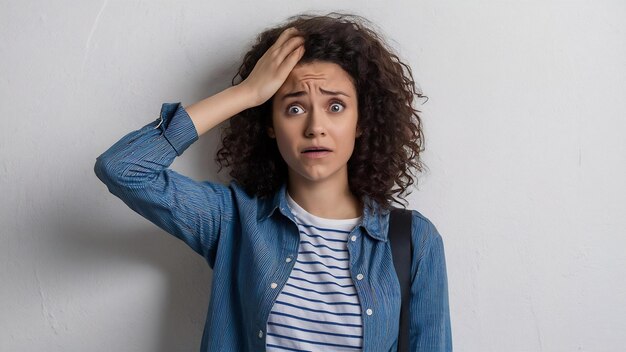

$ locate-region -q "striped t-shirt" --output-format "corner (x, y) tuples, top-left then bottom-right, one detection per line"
(265, 191), (364, 352)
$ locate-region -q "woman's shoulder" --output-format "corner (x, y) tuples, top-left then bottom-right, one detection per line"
(409, 209), (439, 232)
(185, 179), (251, 225)
(209, 178), (259, 202)
(219, 179), (282, 220)
(407, 208), (445, 258)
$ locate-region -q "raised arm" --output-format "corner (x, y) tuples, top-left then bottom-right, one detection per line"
(93, 102), (234, 267)
(94, 26), (307, 267)
(187, 26), (306, 136)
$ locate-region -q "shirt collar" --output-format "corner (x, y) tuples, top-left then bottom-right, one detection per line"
(257, 182), (391, 242)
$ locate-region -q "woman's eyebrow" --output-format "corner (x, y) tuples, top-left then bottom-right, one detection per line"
(281, 88), (350, 101)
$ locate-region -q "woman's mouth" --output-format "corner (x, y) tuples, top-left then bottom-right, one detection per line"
(301, 150), (332, 159)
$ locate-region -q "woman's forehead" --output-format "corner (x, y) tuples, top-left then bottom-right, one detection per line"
(279, 61), (356, 94)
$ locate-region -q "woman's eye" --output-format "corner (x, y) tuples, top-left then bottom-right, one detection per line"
(286, 101), (345, 115)
(329, 102), (345, 113)
(287, 105), (304, 115)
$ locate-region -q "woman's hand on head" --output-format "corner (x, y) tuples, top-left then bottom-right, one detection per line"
(240, 27), (305, 107)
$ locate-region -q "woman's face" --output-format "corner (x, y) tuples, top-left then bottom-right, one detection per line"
(269, 60), (361, 185)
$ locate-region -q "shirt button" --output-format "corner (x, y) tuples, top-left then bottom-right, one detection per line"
(258, 330), (263, 338)
(270, 282), (278, 289)
(366, 308), (373, 316)
(285, 257), (292, 263)
(356, 273), (364, 280)
(351, 235), (357, 242)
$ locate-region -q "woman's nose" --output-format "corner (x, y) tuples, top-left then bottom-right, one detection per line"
(305, 109), (326, 136)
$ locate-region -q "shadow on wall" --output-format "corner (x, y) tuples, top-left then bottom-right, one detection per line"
(36, 97), (227, 351)
(49, 189), (213, 351)
(45, 135), (227, 352)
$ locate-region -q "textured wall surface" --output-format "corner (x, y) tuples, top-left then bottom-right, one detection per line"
(1, 0), (624, 351)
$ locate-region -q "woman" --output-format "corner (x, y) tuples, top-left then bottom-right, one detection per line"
(95, 12), (452, 352)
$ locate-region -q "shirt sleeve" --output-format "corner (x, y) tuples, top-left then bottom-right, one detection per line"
(410, 214), (453, 351)
(93, 102), (231, 268)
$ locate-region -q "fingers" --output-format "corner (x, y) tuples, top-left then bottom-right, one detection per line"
(272, 27), (304, 61)
(277, 44), (305, 77)
(275, 35), (305, 62)
(246, 27), (305, 102)
(273, 27), (301, 48)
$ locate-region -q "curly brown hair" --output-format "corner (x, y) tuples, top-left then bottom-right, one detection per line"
(215, 11), (428, 211)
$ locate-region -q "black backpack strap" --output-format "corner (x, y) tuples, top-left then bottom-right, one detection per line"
(389, 207), (413, 352)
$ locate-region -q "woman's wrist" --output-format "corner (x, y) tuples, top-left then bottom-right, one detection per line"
(232, 82), (261, 109)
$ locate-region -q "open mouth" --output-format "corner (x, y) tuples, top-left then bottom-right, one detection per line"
(302, 145), (332, 153)
(302, 149), (331, 153)
(301, 149), (332, 158)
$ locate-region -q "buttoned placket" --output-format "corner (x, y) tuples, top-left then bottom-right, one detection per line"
(347, 224), (375, 351)
(259, 205), (375, 350)
(258, 205), (299, 347)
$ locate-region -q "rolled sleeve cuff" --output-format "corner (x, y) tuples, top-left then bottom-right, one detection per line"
(156, 102), (199, 156)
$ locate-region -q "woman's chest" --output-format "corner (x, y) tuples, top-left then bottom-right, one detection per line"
(231, 216), (401, 351)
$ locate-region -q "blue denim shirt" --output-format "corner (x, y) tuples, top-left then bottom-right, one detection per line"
(94, 102), (453, 351)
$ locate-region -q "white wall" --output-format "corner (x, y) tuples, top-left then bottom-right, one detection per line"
(1, 0), (624, 351)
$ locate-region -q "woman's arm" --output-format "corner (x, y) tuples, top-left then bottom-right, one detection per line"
(410, 213), (453, 351)
(185, 85), (255, 137)
(93, 26), (305, 266)
(186, 26), (306, 137)
(93, 102), (233, 267)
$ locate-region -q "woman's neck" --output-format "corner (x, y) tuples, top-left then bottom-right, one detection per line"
(287, 178), (362, 220)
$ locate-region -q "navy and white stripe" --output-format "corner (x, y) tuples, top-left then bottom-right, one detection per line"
(265, 192), (364, 352)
